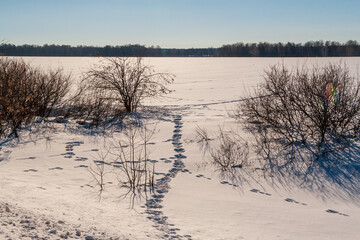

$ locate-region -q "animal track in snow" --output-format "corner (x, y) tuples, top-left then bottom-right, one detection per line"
(220, 180), (238, 187)
(74, 165), (88, 168)
(326, 209), (349, 217)
(250, 188), (271, 196)
(284, 198), (307, 206)
(23, 169), (38, 173)
(48, 167), (63, 170)
(16, 156), (36, 160)
(195, 174), (211, 180)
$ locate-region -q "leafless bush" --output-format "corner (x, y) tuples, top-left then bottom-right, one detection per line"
(195, 125), (212, 143)
(209, 128), (249, 173)
(194, 126), (248, 174)
(88, 151), (109, 193)
(86, 121), (157, 200)
(0, 58), (33, 137)
(194, 125), (214, 154)
(84, 57), (174, 112)
(240, 63), (360, 167)
(32, 68), (71, 118)
(0, 58), (71, 137)
(111, 121), (156, 193)
(70, 87), (123, 127)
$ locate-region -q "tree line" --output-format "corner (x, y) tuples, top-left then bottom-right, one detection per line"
(216, 40), (360, 57)
(0, 40), (359, 57)
(0, 44), (216, 57)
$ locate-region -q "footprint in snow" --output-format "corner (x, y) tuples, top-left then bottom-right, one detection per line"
(195, 174), (211, 180)
(62, 152), (75, 156)
(82, 149), (99, 152)
(74, 156), (88, 161)
(154, 172), (166, 176)
(220, 180), (238, 187)
(74, 165), (88, 168)
(94, 160), (111, 165)
(285, 198), (307, 206)
(174, 147), (185, 153)
(17, 156), (36, 160)
(174, 154), (187, 159)
(250, 188), (271, 196)
(23, 169), (38, 172)
(326, 209), (349, 217)
(181, 169), (192, 174)
(65, 141), (83, 146)
(48, 167), (63, 170)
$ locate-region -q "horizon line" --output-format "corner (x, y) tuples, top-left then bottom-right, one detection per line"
(1, 40), (359, 49)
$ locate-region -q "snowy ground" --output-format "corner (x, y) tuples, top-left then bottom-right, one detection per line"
(0, 57), (360, 239)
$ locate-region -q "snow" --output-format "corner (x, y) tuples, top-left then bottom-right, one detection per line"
(1, 57), (360, 239)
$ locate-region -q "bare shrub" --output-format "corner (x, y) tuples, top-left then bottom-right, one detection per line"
(0, 58), (71, 137)
(194, 125), (248, 176)
(194, 125), (214, 155)
(86, 121), (157, 200)
(110, 121), (156, 193)
(32, 68), (71, 118)
(209, 128), (249, 173)
(72, 89), (121, 127)
(0, 58), (34, 137)
(195, 125), (212, 143)
(63, 79), (126, 128)
(88, 151), (109, 193)
(84, 57), (174, 112)
(240, 63), (360, 167)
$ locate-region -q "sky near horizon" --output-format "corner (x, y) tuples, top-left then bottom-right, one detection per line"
(1, 0), (359, 48)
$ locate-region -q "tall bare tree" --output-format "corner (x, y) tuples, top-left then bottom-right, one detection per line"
(85, 57), (174, 112)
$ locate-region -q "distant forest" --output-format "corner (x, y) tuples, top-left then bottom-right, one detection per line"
(0, 40), (359, 57)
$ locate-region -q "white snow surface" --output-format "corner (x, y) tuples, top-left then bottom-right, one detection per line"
(0, 57), (360, 240)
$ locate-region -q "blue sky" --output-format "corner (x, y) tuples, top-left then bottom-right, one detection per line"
(1, 0), (359, 48)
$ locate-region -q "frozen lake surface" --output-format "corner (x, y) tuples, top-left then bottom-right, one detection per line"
(0, 57), (360, 239)
(22, 57), (360, 105)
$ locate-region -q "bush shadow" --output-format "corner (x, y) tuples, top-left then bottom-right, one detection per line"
(262, 141), (360, 202)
